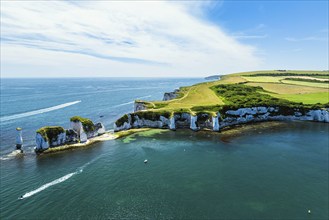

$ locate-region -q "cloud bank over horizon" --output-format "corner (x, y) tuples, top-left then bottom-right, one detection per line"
(1, 1), (262, 77)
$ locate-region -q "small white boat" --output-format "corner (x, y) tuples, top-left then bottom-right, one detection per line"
(144, 159), (148, 163)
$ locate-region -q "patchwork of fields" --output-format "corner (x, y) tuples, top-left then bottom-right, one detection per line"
(141, 70), (329, 114)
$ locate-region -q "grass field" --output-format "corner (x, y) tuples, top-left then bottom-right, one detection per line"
(270, 92), (329, 104)
(281, 79), (329, 88)
(232, 70), (329, 76)
(136, 70), (329, 115)
(242, 76), (286, 83)
(245, 82), (328, 94)
(149, 81), (224, 113)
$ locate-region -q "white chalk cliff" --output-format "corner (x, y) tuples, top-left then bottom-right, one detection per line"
(190, 115), (199, 131)
(35, 131), (66, 151)
(35, 118), (106, 152)
(114, 107), (329, 132)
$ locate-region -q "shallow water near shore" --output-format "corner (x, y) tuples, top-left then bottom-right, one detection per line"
(1, 121), (328, 219)
(1, 78), (328, 219)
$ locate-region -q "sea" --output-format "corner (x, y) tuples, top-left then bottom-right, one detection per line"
(0, 78), (328, 219)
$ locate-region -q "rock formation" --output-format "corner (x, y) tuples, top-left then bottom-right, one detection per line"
(16, 127), (23, 151)
(163, 89), (180, 101)
(35, 116), (106, 152)
(35, 126), (66, 151)
(134, 101), (148, 112)
(114, 107), (329, 132)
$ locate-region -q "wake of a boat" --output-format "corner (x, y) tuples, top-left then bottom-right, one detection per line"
(19, 155), (102, 200)
(1, 101), (81, 122)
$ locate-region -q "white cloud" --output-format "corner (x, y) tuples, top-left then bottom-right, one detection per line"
(233, 34), (268, 39)
(285, 36), (328, 42)
(1, 1), (262, 77)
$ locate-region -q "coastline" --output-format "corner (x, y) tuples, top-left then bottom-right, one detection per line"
(37, 120), (322, 155)
(32, 70), (329, 155)
(38, 128), (152, 154)
(114, 71), (328, 134)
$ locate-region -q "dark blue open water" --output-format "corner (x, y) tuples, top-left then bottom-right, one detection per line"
(0, 78), (328, 219)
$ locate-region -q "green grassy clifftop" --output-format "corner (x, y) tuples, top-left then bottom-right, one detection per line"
(130, 70), (329, 116)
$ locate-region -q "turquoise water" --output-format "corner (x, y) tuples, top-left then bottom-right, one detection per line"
(0, 78), (328, 219)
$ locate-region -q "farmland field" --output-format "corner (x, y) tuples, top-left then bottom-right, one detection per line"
(270, 92), (329, 104)
(138, 70), (329, 114)
(281, 79), (329, 88)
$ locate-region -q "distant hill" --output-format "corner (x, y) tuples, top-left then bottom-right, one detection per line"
(205, 75), (221, 80)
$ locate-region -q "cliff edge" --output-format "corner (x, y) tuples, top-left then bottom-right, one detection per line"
(114, 70), (329, 133)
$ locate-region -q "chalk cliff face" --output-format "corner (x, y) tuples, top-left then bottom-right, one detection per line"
(70, 121), (88, 142)
(65, 129), (79, 143)
(163, 89), (180, 101)
(35, 133), (50, 150)
(16, 129), (23, 145)
(114, 107), (329, 132)
(35, 127), (66, 151)
(212, 114), (220, 131)
(190, 115), (199, 131)
(70, 117), (106, 142)
(169, 117), (176, 130)
(95, 122), (106, 135)
(35, 117), (106, 152)
(134, 102), (147, 112)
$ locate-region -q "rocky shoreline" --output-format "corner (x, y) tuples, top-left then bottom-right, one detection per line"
(32, 88), (329, 154)
(114, 90), (329, 133)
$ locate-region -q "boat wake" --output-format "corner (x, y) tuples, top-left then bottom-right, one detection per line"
(19, 172), (76, 200)
(19, 155), (101, 200)
(1, 101), (81, 123)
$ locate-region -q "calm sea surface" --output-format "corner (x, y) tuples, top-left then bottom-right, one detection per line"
(0, 78), (328, 219)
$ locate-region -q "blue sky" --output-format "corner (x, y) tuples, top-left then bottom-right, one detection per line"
(203, 1), (328, 69)
(1, 1), (328, 78)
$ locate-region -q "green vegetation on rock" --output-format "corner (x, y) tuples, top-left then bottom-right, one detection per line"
(70, 116), (95, 132)
(133, 110), (171, 121)
(36, 126), (65, 142)
(115, 114), (129, 127)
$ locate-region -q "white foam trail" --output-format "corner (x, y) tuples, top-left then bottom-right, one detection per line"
(19, 155), (103, 200)
(109, 95), (151, 109)
(135, 95), (152, 100)
(111, 101), (134, 108)
(1, 101), (81, 122)
(20, 172), (76, 200)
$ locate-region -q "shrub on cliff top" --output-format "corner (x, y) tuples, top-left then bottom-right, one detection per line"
(210, 83), (329, 116)
(36, 126), (65, 143)
(115, 114), (129, 127)
(134, 111), (162, 121)
(70, 116), (95, 132)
